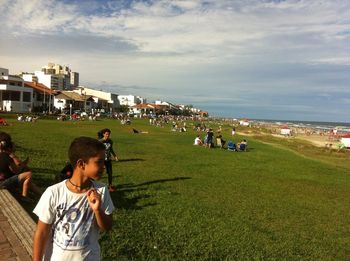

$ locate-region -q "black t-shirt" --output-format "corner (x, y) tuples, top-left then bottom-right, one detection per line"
(0, 152), (14, 180)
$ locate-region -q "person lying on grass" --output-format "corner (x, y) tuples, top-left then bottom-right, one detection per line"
(132, 128), (149, 134)
(33, 137), (115, 261)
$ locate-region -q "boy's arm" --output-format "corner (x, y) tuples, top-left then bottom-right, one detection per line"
(94, 209), (113, 231)
(33, 220), (52, 261)
(87, 189), (113, 231)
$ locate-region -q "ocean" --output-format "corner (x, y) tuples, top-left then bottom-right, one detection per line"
(250, 119), (350, 133)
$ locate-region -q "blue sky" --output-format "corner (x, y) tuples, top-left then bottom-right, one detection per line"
(0, 0), (349, 122)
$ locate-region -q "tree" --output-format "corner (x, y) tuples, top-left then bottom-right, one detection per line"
(117, 105), (129, 113)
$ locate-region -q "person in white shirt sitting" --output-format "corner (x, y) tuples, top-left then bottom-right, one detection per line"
(194, 135), (203, 146)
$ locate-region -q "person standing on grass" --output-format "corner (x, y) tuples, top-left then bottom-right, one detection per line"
(232, 127), (236, 136)
(33, 137), (114, 261)
(0, 131), (34, 201)
(206, 128), (214, 148)
(98, 128), (118, 192)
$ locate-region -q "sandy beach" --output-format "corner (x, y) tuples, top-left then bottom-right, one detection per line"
(293, 134), (340, 147)
(236, 124), (343, 148)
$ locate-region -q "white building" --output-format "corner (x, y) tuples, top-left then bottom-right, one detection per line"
(22, 71), (60, 90)
(118, 95), (145, 106)
(74, 86), (120, 111)
(22, 63), (79, 90)
(70, 72), (79, 88)
(0, 68), (33, 112)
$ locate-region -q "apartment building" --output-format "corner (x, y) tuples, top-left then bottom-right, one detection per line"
(0, 68), (33, 112)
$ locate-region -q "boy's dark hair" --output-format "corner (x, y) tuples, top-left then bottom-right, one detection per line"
(0, 131), (13, 151)
(68, 137), (105, 168)
(97, 128), (111, 139)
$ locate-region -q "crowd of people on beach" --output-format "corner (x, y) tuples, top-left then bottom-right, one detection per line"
(193, 128), (248, 152)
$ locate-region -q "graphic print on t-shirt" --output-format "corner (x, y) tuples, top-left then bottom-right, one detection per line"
(53, 196), (94, 250)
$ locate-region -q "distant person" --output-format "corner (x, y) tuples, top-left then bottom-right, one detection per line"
(231, 127), (236, 136)
(194, 135), (203, 146)
(227, 141), (237, 152)
(0, 117), (8, 125)
(216, 132), (226, 148)
(99, 128), (118, 192)
(0, 131), (35, 201)
(33, 137), (114, 261)
(132, 128), (149, 134)
(239, 139), (248, 151)
(206, 129), (214, 148)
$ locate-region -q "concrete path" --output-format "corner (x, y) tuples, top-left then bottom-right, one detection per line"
(0, 189), (35, 260)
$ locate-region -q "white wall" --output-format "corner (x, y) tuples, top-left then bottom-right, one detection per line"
(53, 97), (67, 110)
(0, 68), (9, 76)
(34, 71), (53, 89)
(118, 95), (137, 106)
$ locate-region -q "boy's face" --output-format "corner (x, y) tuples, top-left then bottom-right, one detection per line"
(84, 151), (105, 180)
(103, 132), (110, 140)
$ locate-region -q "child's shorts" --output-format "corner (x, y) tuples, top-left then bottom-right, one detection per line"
(0, 175), (19, 189)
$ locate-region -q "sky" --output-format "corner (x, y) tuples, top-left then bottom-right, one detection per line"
(0, 0), (349, 122)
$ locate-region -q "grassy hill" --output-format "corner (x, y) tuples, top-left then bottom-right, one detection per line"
(2, 116), (349, 260)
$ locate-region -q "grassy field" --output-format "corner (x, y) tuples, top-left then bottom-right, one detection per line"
(1, 116), (349, 260)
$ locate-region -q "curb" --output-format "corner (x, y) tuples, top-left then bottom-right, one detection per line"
(0, 189), (35, 257)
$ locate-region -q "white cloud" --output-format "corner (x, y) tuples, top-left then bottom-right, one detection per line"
(1, 0), (350, 121)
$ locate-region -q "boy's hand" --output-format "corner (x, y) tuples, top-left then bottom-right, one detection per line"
(87, 189), (101, 212)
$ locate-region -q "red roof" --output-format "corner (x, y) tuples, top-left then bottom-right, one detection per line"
(342, 134), (350, 138)
(130, 104), (155, 109)
(24, 81), (56, 95)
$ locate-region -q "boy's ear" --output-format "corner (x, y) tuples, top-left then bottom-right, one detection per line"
(76, 159), (85, 169)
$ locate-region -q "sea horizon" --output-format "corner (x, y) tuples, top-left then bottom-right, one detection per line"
(211, 115), (350, 132)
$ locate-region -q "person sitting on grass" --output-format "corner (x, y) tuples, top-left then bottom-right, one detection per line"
(227, 141), (237, 152)
(0, 117), (8, 125)
(216, 132), (226, 148)
(194, 135), (203, 146)
(238, 139), (248, 151)
(0, 131), (37, 201)
(33, 137), (115, 261)
(98, 128), (118, 192)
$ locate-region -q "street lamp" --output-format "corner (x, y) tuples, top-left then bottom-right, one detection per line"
(84, 91), (87, 112)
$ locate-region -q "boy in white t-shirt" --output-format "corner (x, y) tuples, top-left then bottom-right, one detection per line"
(33, 137), (115, 261)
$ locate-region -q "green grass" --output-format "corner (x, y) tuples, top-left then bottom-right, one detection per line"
(1, 116), (349, 260)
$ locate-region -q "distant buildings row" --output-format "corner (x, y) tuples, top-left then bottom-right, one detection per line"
(0, 63), (208, 117)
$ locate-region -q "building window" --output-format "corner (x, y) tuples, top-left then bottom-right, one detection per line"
(23, 92), (31, 102)
(2, 90), (20, 101)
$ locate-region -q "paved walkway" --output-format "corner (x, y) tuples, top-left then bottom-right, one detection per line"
(0, 189), (35, 260)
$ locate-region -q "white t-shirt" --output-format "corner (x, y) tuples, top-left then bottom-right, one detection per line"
(194, 137), (202, 145)
(33, 180), (115, 261)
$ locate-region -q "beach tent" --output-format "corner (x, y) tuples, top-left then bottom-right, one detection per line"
(280, 126), (291, 136)
(341, 134), (350, 148)
(239, 119), (250, 126)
